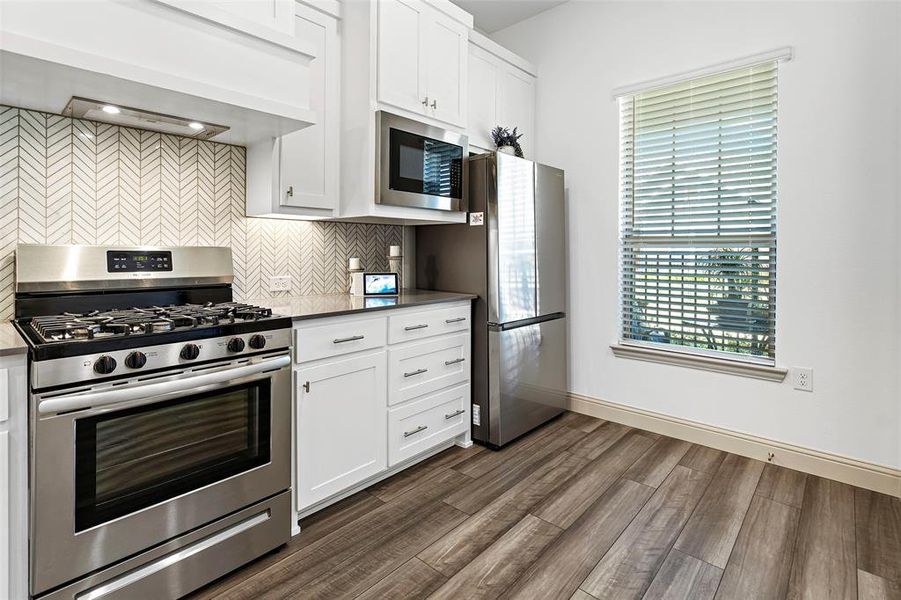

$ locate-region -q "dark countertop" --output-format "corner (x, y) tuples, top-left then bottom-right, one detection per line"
(248, 290), (477, 321)
(0, 322), (28, 357)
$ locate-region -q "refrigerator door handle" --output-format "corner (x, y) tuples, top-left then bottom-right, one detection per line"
(488, 312), (566, 332)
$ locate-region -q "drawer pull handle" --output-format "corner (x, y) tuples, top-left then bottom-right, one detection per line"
(445, 357), (466, 366)
(404, 368), (429, 378)
(445, 409), (465, 419)
(333, 335), (364, 344)
(404, 425), (428, 438)
(404, 324), (429, 331)
(445, 317), (466, 324)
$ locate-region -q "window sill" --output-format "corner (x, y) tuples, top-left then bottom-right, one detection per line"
(610, 343), (788, 382)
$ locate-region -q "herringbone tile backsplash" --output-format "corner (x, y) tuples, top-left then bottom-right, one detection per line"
(0, 106), (404, 319)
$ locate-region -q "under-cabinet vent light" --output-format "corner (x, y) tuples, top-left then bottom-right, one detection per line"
(62, 97), (229, 140)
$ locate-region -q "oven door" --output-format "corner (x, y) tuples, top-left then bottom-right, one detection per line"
(30, 353), (291, 596)
(377, 111), (468, 212)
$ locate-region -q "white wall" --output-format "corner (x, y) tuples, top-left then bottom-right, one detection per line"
(492, 1), (901, 468)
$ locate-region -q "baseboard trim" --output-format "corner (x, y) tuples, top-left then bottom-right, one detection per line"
(569, 392), (901, 498)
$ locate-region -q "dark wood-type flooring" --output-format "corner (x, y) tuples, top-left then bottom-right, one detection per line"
(191, 411), (901, 600)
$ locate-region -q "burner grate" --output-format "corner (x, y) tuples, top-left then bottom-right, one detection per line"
(26, 302), (279, 344)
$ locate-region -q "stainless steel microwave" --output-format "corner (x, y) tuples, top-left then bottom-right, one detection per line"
(376, 111), (468, 212)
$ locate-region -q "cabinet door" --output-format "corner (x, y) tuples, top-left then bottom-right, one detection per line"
(423, 11), (468, 127)
(467, 45), (499, 150)
(498, 68), (536, 159)
(279, 6), (338, 212)
(296, 351), (387, 510)
(377, 0), (427, 115)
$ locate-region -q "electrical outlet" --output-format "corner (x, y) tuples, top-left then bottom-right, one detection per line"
(793, 367), (813, 392)
(472, 404), (481, 426)
(268, 276), (292, 292)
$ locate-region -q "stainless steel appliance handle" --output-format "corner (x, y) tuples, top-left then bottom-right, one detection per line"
(404, 324), (429, 331)
(403, 368), (428, 378)
(404, 425), (428, 438)
(75, 509), (271, 600)
(38, 355), (291, 415)
(333, 335), (365, 344)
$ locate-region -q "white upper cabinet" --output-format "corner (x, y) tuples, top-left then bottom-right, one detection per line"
(155, 0), (297, 43)
(467, 45), (501, 151)
(498, 68), (536, 158)
(424, 15), (468, 126)
(376, 0), (469, 128)
(377, 0), (428, 116)
(277, 4), (340, 217)
(466, 31), (537, 158)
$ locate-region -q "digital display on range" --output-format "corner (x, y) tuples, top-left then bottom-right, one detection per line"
(107, 250), (173, 272)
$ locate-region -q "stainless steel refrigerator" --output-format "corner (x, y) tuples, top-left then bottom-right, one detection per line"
(416, 152), (567, 448)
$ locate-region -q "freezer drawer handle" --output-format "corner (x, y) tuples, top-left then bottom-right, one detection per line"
(404, 368), (429, 378)
(404, 425), (428, 438)
(444, 358), (465, 366)
(404, 324), (429, 331)
(445, 409), (466, 420)
(445, 317), (466, 324)
(333, 335), (365, 344)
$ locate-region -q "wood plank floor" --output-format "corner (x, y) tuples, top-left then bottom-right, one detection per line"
(190, 411), (901, 600)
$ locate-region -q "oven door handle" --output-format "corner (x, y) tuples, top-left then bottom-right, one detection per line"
(38, 355), (291, 415)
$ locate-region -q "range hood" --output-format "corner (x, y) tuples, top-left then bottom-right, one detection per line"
(62, 97), (230, 140)
(0, 0), (317, 145)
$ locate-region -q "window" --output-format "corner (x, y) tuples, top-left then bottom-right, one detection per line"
(618, 61), (779, 363)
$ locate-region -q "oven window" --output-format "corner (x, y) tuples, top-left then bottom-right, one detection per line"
(74, 381), (271, 531)
(389, 128), (463, 199)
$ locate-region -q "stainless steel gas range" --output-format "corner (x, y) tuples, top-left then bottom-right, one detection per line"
(13, 245), (292, 600)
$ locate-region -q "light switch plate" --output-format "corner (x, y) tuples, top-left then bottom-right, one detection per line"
(793, 367), (813, 392)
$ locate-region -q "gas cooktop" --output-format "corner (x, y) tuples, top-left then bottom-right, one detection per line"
(27, 302), (277, 343)
(16, 301), (292, 362)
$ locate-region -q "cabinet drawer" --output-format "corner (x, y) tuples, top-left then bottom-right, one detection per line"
(295, 316), (387, 363)
(388, 333), (470, 406)
(388, 384), (469, 467)
(388, 304), (471, 345)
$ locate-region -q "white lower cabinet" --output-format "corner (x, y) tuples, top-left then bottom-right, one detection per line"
(293, 301), (472, 516)
(388, 383), (469, 466)
(295, 350), (387, 510)
(388, 333), (469, 406)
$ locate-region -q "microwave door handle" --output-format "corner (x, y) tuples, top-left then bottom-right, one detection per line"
(37, 355), (291, 415)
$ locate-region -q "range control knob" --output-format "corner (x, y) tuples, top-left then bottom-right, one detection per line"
(124, 351), (147, 369)
(227, 337), (246, 353)
(93, 355), (117, 375)
(180, 343), (201, 360)
(248, 334), (266, 350)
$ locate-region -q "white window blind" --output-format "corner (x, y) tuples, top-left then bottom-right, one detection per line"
(619, 61), (778, 362)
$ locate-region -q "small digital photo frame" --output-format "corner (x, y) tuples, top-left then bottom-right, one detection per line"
(363, 272), (399, 296)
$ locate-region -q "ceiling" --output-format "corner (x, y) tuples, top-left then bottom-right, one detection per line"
(450, 0), (568, 34)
